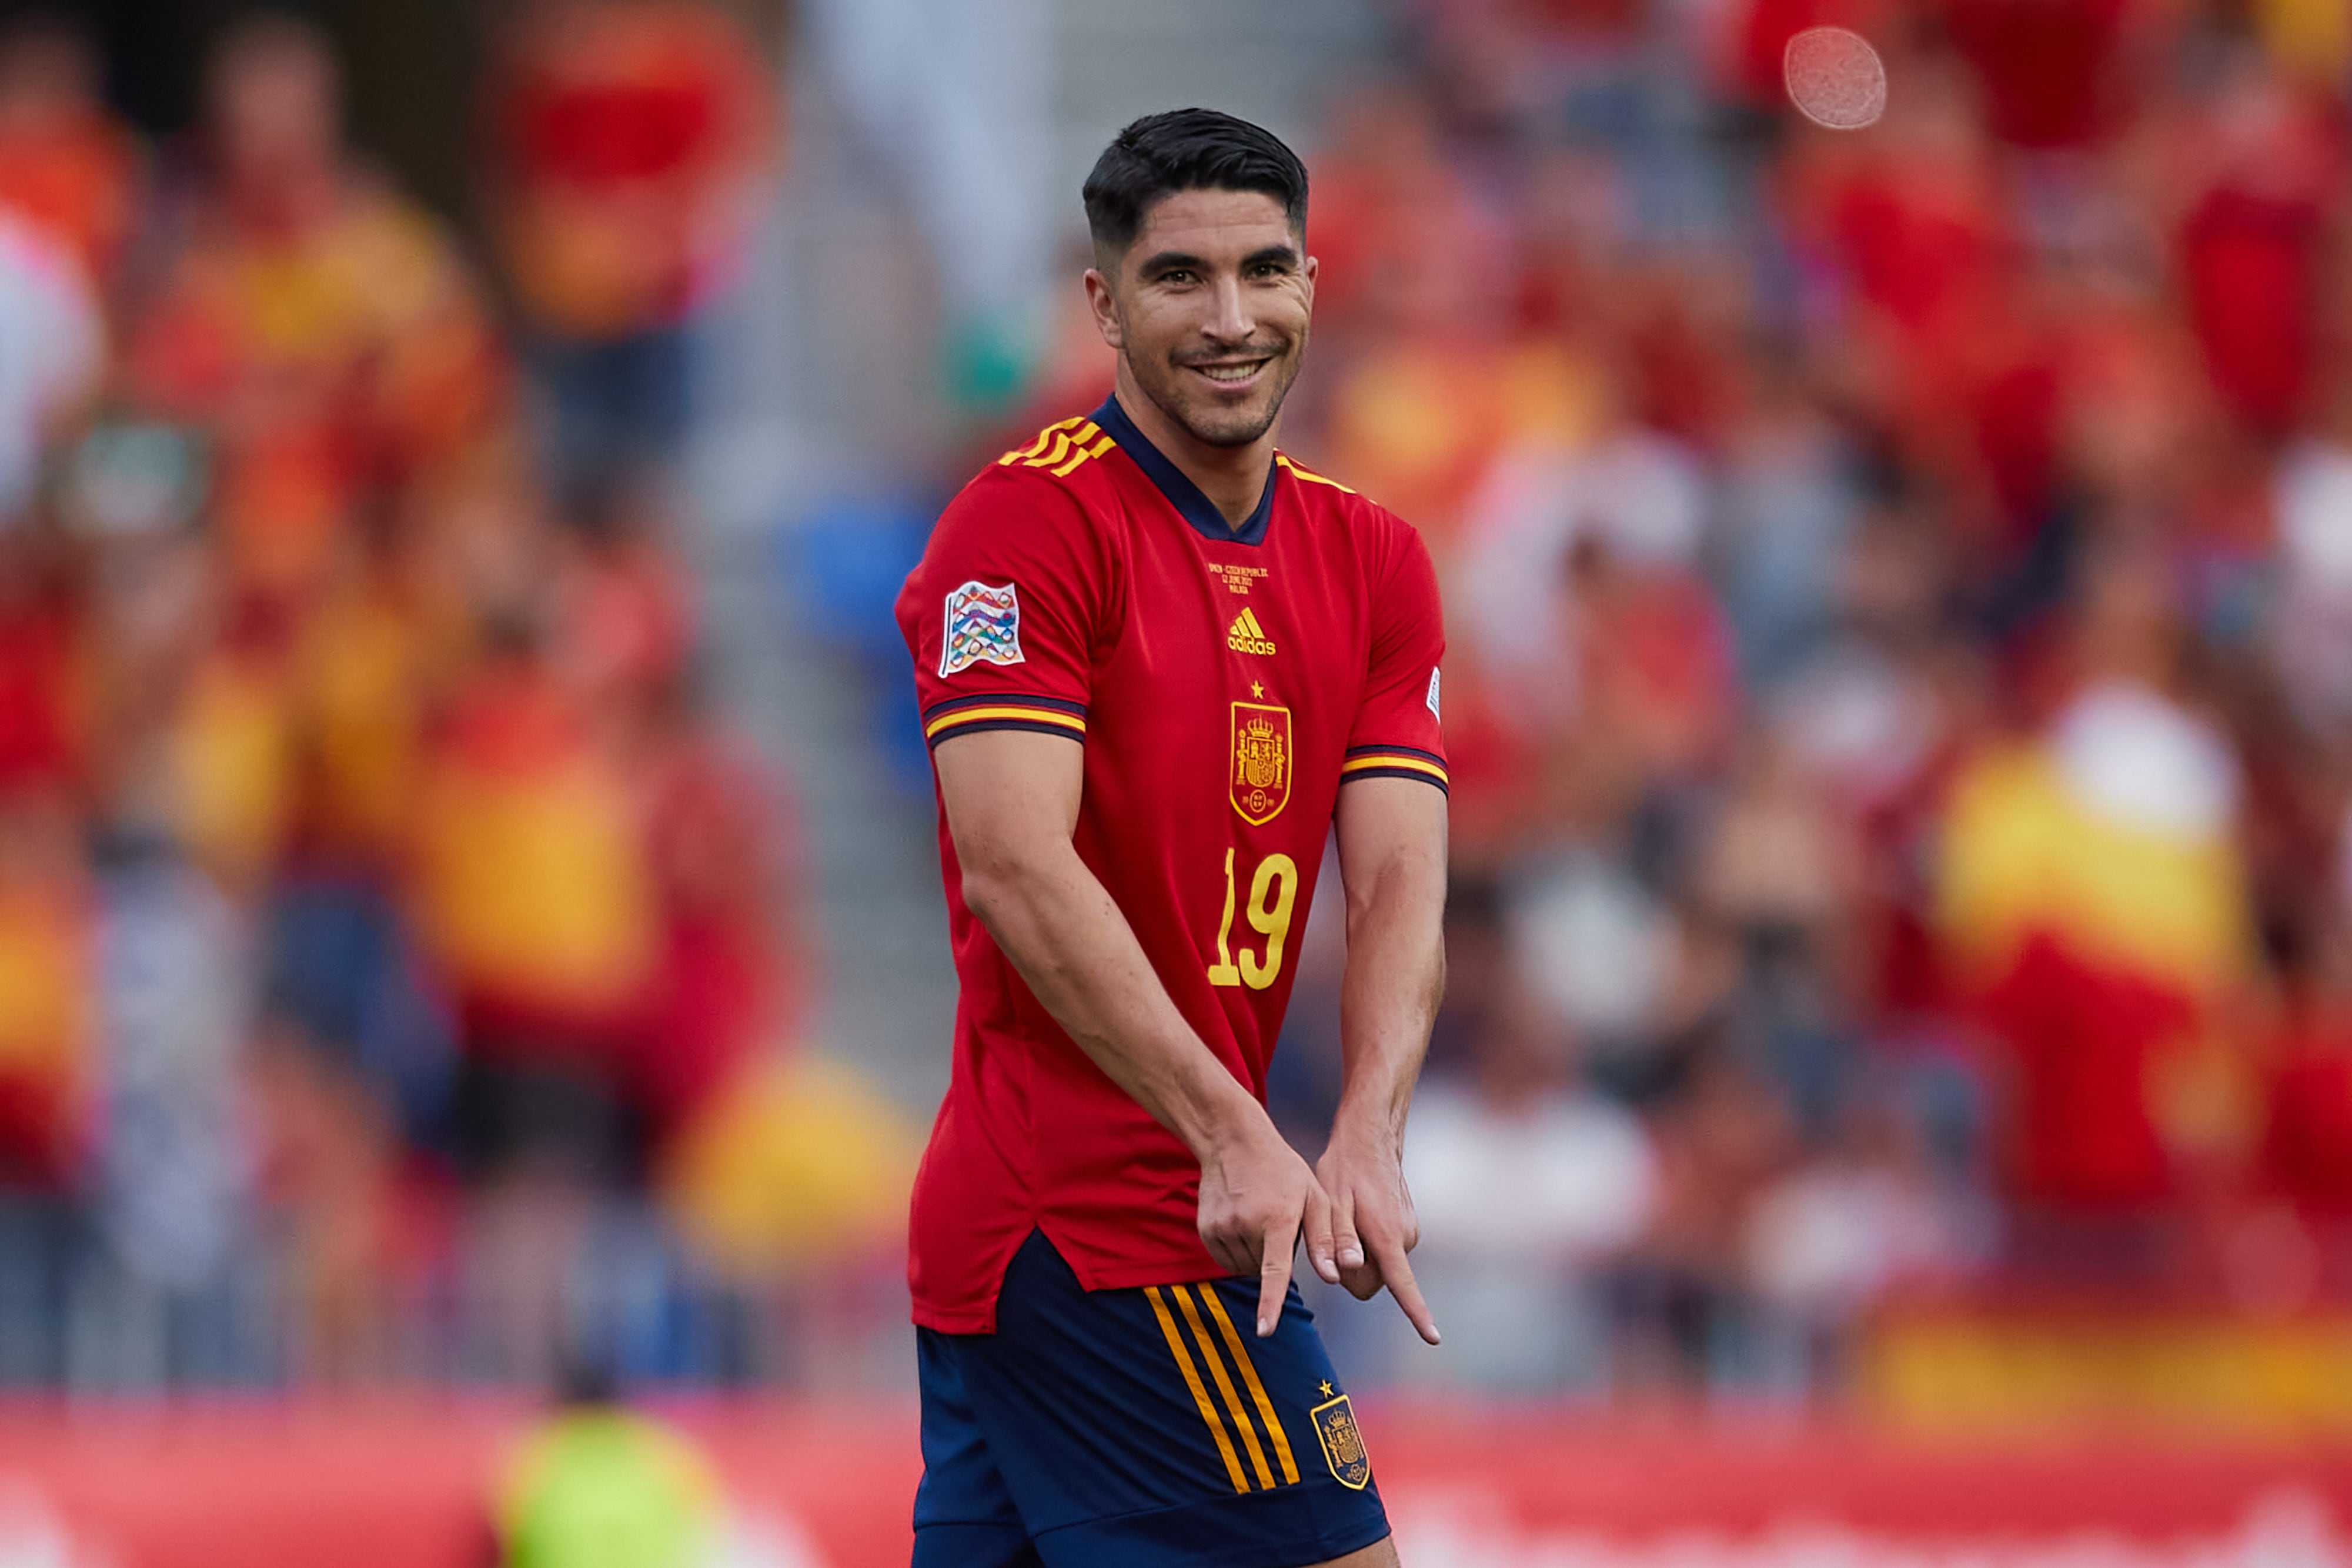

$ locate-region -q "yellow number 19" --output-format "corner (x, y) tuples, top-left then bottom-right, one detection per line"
(1208, 848), (1299, 991)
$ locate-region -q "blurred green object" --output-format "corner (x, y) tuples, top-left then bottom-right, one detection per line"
(497, 1406), (723, 1568)
(61, 419), (208, 537)
(943, 313), (1034, 413)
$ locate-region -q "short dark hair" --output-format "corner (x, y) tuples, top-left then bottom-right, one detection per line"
(1082, 109), (1308, 260)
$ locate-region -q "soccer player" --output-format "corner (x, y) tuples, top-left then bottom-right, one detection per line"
(896, 108), (1448, 1566)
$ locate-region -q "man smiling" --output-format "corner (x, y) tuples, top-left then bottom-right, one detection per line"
(896, 109), (1448, 1567)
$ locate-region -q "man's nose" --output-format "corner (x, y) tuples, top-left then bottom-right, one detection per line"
(1202, 275), (1254, 343)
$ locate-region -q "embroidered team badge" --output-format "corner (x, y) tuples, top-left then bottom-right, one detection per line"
(940, 581), (1024, 677)
(1310, 1388), (1371, 1490)
(1230, 702), (1292, 825)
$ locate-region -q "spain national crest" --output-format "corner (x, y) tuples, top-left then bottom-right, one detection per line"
(1311, 1391), (1371, 1490)
(1230, 701), (1291, 825)
(940, 580), (1024, 677)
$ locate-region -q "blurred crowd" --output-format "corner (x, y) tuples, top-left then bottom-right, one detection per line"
(0, 2), (925, 1394)
(1105, 0), (2352, 1400)
(12, 0), (2352, 1417)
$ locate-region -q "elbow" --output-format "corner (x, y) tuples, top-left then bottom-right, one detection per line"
(958, 864), (1012, 927)
(955, 848), (1043, 931)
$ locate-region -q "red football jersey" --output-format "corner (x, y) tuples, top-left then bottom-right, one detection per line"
(895, 396), (1448, 1332)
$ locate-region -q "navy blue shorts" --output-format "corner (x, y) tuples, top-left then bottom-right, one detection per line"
(913, 1229), (1391, 1567)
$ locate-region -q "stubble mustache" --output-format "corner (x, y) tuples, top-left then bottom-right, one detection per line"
(1171, 338), (1293, 370)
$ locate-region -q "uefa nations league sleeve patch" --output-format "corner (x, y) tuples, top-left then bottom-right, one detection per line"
(940, 580), (1025, 677)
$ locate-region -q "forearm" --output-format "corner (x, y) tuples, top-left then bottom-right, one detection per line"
(1320, 781), (1448, 1341)
(1333, 880), (1445, 1148)
(963, 847), (1267, 1160)
(1329, 778), (1446, 1149)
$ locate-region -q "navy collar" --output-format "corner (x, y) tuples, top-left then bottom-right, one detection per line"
(1092, 395), (1278, 547)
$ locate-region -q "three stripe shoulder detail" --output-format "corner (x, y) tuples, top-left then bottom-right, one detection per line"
(998, 417), (1117, 479)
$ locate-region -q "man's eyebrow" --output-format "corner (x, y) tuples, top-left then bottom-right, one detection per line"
(1134, 242), (1302, 278)
(1135, 250), (1207, 278)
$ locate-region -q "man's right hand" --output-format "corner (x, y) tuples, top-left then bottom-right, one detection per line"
(1197, 1112), (1339, 1338)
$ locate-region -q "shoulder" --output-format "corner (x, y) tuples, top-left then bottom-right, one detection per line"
(928, 414), (1123, 535)
(1278, 451), (1432, 584)
(1278, 452), (1418, 546)
(985, 413), (1125, 492)
(907, 416), (1134, 608)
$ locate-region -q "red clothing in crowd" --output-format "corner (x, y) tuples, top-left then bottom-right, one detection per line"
(491, 0), (773, 338)
(1982, 932), (2193, 1211)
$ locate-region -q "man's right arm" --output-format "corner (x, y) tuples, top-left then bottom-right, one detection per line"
(934, 727), (1338, 1333)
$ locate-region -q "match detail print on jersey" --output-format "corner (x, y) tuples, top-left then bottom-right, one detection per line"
(940, 580), (1024, 677)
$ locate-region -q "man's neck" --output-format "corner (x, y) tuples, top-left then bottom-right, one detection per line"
(1112, 363), (1275, 531)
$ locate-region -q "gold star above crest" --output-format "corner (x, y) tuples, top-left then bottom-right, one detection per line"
(1319, 1380), (1335, 1399)
(1251, 681), (1265, 699)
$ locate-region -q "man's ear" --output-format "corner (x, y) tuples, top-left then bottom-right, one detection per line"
(1301, 252), (1318, 307)
(1083, 267), (1124, 351)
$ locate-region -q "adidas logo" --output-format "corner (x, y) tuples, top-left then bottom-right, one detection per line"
(1227, 607), (1276, 656)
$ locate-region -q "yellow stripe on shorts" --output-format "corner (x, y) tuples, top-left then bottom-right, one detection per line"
(1145, 1286), (1249, 1494)
(1195, 1285), (1301, 1485)
(1174, 1286), (1277, 1490)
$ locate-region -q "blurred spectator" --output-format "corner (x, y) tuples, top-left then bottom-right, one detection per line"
(1610, 1046), (1799, 1395)
(1937, 538), (2256, 1249)
(0, 526), (88, 803)
(636, 683), (792, 1142)
(123, 14), (508, 614)
(245, 1021), (436, 1384)
(1401, 988), (1658, 1392)
(0, 789), (92, 1386)
(2261, 911), (2352, 1223)
(81, 836), (262, 1387)
(485, 0), (776, 498)
(0, 792), (93, 1192)
(1743, 1094), (1984, 1390)
(413, 607), (659, 1188)
(0, 210), (101, 522)
(0, 15), (139, 285)
(2177, 71), (2340, 439)
(1693, 730), (1862, 1137)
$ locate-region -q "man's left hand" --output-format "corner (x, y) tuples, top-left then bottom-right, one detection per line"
(1315, 1130), (1440, 1345)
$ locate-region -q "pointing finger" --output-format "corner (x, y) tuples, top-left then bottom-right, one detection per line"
(1375, 1238), (1441, 1346)
(1257, 1219), (1295, 1338)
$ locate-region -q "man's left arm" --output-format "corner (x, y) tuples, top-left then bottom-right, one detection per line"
(1321, 773), (1446, 1346)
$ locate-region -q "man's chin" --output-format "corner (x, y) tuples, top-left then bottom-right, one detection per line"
(1184, 413), (1278, 449)
(1166, 392), (1282, 449)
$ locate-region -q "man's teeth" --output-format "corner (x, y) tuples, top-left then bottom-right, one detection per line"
(1198, 363), (1264, 383)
